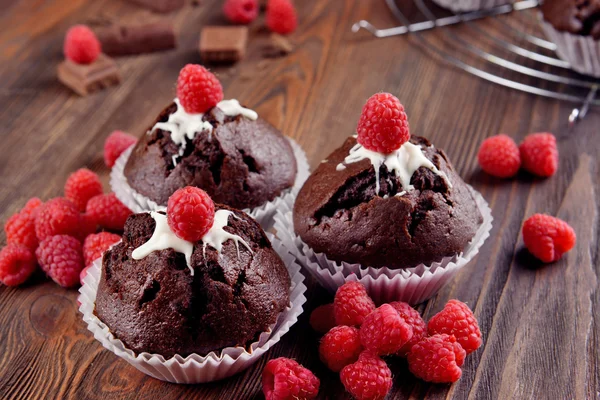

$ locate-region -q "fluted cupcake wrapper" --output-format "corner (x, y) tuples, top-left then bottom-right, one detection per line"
(274, 185), (492, 305)
(539, 15), (600, 78)
(110, 138), (310, 229)
(432, 0), (511, 12)
(78, 235), (307, 384)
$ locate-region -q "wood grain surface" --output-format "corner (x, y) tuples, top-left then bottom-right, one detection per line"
(1, 0), (598, 399)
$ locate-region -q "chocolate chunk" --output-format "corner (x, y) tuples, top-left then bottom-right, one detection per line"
(96, 22), (176, 56)
(124, 0), (184, 13)
(199, 26), (248, 63)
(57, 54), (121, 96)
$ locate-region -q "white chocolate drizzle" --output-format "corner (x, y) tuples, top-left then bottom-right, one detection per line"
(149, 98), (258, 166)
(132, 211), (195, 275)
(336, 141), (451, 195)
(201, 210), (252, 258)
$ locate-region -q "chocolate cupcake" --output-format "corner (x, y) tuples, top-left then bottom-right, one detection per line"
(540, 0), (600, 77)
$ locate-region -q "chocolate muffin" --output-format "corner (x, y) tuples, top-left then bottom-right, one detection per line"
(293, 136), (483, 270)
(541, 0), (600, 39)
(124, 101), (297, 210)
(94, 205), (291, 358)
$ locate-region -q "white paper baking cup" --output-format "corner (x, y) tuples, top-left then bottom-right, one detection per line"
(110, 138), (310, 229)
(432, 0), (510, 12)
(539, 16), (600, 78)
(275, 185), (492, 305)
(78, 235), (307, 384)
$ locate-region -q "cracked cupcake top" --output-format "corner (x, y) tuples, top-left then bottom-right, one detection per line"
(293, 136), (483, 269)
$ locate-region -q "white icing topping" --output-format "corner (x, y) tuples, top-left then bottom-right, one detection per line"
(132, 211), (195, 275)
(217, 99), (258, 121)
(396, 191), (407, 197)
(336, 141), (451, 195)
(202, 210), (252, 258)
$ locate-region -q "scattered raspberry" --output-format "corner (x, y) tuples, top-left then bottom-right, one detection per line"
(334, 281), (376, 327)
(64, 168), (103, 211)
(427, 299), (482, 354)
(319, 326), (363, 372)
(309, 303), (336, 334)
(224, 0), (258, 24)
(35, 198), (84, 242)
(36, 235), (84, 288)
(519, 133), (558, 177)
(167, 187), (215, 242)
(5, 212), (38, 252)
(85, 193), (132, 231)
(477, 134), (521, 178)
(0, 244), (37, 286)
(390, 301), (427, 356)
(522, 214), (576, 263)
(63, 25), (101, 64)
(20, 198), (43, 219)
(356, 92), (410, 154)
(266, 0), (297, 34)
(407, 334), (466, 383)
(359, 303), (413, 356)
(262, 357), (320, 400)
(340, 351), (392, 400)
(104, 130), (137, 168)
(83, 232), (121, 268)
(176, 64), (223, 114)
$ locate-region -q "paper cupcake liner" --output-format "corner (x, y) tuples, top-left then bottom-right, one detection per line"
(274, 185), (492, 305)
(78, 235), (307, 384)
(432, 0), (510, 12)
(539, 16), (600, 78)
(110, 138), (310, 229)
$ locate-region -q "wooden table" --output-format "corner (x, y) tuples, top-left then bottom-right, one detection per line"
(1, 0), (598, 398)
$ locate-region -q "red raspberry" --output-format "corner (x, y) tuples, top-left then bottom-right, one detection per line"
(86, 193), (133, 231)
(223, 0), (258, 24)
(20, 198), (43, 219)
(319, 326), (363, 372)
(477, 134), (521, 178)
(0, 244), (37, 286)
(64, 168), (103, 211)
(104, 130), (137, 168)
(407, 334), (465, 383)
(390, 301), (427, 356)
(35, 198), (84, 242)
(427, 299), (482, 354)
(266, 0), (297, 34)
(5, 212), (38, 252)
(309, 303), (336, 334)
(359, 303), (413, 356)
(522, 214), (576, 263)
(340, 351), (392, 400)
(519, 132), (558, 177)
(83, 232), (121, 267)
(167, 187), (215, 242)
(262, 357), (320, 400)
(356, 92), (410, 154)
(63, 25), (101, 64)
(36, 235), (84, 288)
(176, 64), (223, 114)
(334, 281), (376, 327)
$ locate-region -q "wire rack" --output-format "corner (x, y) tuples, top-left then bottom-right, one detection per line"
(352, 0), (600, 124)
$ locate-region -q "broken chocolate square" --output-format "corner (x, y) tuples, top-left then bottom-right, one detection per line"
(200, 26), (248, 63)
(57, 54), (121, 96)
(124, 0), (184, 13)
(96, 22), (176, 56)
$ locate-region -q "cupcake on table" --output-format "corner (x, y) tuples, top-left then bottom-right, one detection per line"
(79, 187), (306, 383)
(276, 92), (492, 304)
(111, 64), (309, 228)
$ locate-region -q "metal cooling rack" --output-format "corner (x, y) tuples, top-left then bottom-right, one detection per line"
(352, 0), (600, 124)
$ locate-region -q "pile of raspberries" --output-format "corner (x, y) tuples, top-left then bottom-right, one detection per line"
(260, 281), (482, 400)
(0, 131), (138, 288)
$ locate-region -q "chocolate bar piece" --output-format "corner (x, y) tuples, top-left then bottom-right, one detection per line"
(200, 26), (248, 63)
(96, 22), (176, 56)
(57, 54), (121, 96)
(124, 0), (184, 13)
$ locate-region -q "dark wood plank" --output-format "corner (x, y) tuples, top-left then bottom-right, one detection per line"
(0, 0), (598, 399)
